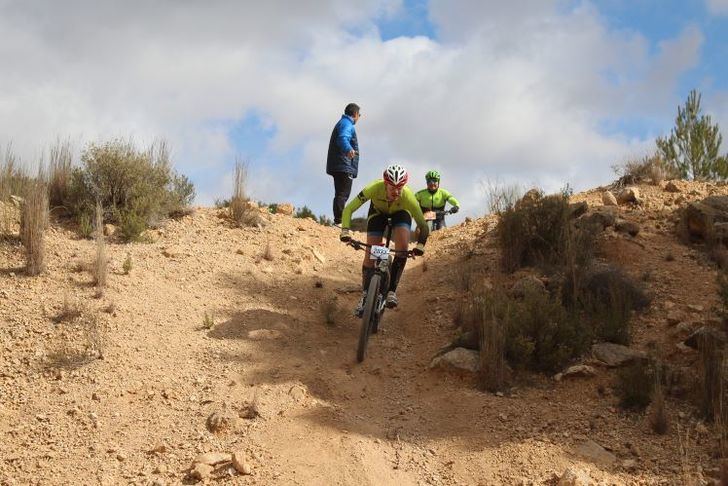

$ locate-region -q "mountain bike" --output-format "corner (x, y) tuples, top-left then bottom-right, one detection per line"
(423, 207), (457, 231)
(344, 225), (415, 363)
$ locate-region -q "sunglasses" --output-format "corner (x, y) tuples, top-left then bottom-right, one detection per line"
(426, 179), (439, 184)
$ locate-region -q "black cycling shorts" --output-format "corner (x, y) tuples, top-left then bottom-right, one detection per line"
(366, 205), (412, 236)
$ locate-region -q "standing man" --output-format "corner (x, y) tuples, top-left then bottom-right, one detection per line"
(327, 103), (361, 225)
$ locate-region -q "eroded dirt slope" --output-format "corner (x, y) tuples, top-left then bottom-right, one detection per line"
(0, 180), (726, 485)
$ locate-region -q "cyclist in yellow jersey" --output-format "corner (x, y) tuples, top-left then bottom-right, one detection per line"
(339, 164), (429, 316)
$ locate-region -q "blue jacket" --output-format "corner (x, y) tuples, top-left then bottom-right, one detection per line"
(326, 115), (359, 177)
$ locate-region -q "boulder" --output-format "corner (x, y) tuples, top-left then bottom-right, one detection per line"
(684, 196), (728, 241)
(429, 347), (479, 374)
(558, 468), (592, 486)
(664, 181), (682, 193)
(573, 439), (616, 466)
(592, 342), (646, 367)
(511, 275), (547, 299)
(614, 219), (640, 237)
(555, 365), (596, 381)
(684, 327), (727, 350)
(276, 203), (295, 216)
(617, 187), (640, 204)
(602, 191), (618, 206)
(577, 206), (618, 231)
(103, 224), (117, 237)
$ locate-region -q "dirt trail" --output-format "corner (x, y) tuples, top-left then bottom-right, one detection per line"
(0, 185), (722, 484)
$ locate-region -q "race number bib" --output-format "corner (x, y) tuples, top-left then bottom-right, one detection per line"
(369, 245), (390, 260)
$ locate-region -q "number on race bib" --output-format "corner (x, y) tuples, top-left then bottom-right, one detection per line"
(369, 245), (390, 260)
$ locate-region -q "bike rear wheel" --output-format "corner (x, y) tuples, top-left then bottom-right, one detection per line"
(357, 273), (381, 362)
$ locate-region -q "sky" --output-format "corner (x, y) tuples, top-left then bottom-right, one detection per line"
(1, 0), (727, 223)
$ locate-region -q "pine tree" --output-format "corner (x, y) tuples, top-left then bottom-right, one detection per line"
(656, 89), (728, 180)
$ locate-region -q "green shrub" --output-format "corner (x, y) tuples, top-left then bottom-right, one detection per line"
(66, 139), (194, 234)
(77, 212), (93, 239)
(119, 210), (147, 242)
(295, 205), (315, 219)
(480, 288), (591, 374)
(496, 190), (593, 273)
(317, 214), (333, 226)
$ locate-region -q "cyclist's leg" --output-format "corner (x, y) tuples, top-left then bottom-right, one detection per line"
(387, 211), (412, 300)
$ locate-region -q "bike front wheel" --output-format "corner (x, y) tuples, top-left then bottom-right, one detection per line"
(357, 273), (381, 363)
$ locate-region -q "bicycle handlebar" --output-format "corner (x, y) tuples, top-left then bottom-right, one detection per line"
(344, 239), (416, 258)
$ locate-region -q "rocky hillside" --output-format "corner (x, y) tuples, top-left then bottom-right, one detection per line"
(1, 179), (727, 485)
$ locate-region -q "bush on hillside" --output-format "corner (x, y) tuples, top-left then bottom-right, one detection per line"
(295, 205), (315, 219)
(66, 139), (194, 239)
(612, 153), (679, 187)
(477, 288), (591, 374)
(496, 189), (593, 273)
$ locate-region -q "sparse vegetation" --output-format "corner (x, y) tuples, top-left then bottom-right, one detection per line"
(66, 138), (194, 238)
(295, 205), (315, 220)
(698, 330), (725, 421)
(21, 174), (48, 276)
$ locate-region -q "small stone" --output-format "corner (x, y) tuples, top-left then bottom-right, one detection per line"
(92, 392), (101, 401)
(696, 422), (709, 435)
(193, 452), (232, 466)
(232, 451), (252, 475)
(190, 463), (214, 481)
(151, 443), (167, 454)
(558, 467), (591, 486)
(116, 453), (127, 462)
(687, 304), (704, 313)
(622, 459), (638, 472)
(153, 464), (168, 474)
(602, 191), (618, 206)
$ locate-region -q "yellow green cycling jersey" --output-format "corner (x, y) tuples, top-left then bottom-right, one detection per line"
(341, 180), (430, 240)
(414, 188), (459, 211)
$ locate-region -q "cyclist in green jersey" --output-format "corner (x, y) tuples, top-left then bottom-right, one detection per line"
(414, 170), (460, 230)
(339, 164), (429, 316)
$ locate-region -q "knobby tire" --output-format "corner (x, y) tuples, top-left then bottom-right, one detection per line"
(357, 273), (381, 363)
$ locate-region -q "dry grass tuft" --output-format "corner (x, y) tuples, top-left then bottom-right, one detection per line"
(53, 294), (83, 323)
(93, 202), (107, 287)
(21, 175), (48, 276)
(262, 240), (274, 261)
(479, 304), (507, 393)
(202, 311), (215, 330)
(649, 366), (669, 434)
(48, 138), (73, 209)
(228, 159), (259, 227)
(122, 253), (132, 274)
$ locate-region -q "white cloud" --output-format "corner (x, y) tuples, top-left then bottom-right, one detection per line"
(0, 0), (716, 224)
(707, 0), (728, 15)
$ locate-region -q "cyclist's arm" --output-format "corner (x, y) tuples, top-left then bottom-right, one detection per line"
(442, 189), (460, 207)
(341, 182), (374, 228)
(404, 190), (430, 244)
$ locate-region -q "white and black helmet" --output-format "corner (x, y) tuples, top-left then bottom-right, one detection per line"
(383, 164), (408, 188)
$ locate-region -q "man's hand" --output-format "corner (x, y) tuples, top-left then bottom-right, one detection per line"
(339, 228), (351, 242)
(346, 149), (356, 159)
(413, 242), (425, 256)
(451, 206), (459, 214)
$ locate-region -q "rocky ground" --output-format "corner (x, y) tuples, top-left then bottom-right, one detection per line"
(1, 179), (727, 485)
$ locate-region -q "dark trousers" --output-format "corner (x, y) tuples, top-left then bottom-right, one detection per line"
(332, 172), (353, 224)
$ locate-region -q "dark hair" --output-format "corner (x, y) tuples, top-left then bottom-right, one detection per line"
(344, 103), (360, 117)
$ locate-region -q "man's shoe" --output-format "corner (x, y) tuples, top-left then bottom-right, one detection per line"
(385, 291), (398, 308)
(353, 291), (367, 318)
